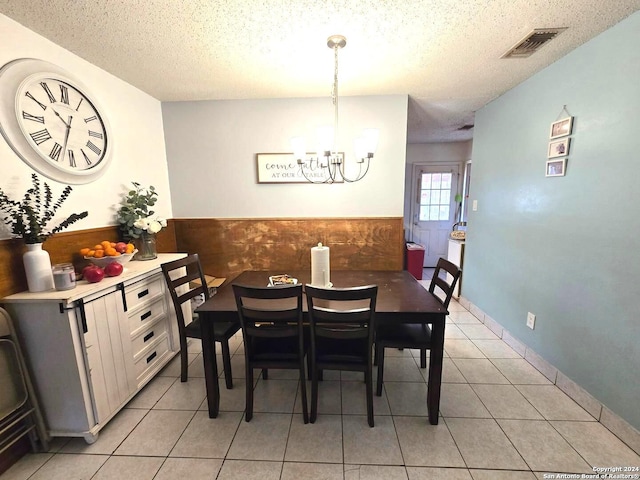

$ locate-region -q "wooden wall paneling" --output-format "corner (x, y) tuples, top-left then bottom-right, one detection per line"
(173, 218), (404, 281)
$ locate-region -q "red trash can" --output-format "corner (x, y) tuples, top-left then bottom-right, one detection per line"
(405, 242), (426, 280)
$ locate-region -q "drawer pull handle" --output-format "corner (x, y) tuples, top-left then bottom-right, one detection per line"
(140, 311), (152, 321)
(138, 289), (149, 299)
(143, 331), (155, 342)
(146, 351), (157, 364)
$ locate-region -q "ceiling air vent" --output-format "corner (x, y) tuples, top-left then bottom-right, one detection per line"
(502, 28), (567, 58)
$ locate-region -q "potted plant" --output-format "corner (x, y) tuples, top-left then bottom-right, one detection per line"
(0, 174), (88, 292)
(116, 182), (166, 260)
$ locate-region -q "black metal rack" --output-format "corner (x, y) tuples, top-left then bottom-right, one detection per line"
(0, 308), (48, 456)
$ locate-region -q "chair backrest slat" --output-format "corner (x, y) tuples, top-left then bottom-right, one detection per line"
(161, 253), (210, 329)
(233, 284), (304, 343)
(305, 284), (378, 348)
(428, 257), (462, 309)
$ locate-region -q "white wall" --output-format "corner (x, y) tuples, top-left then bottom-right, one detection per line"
(162, 96), (408, 218)
(0, 14), (172, 237)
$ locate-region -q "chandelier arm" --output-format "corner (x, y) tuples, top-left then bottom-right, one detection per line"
(327, 154), (338, 183)
(298, 158), (332, 184)
(340, 158), (371, 183)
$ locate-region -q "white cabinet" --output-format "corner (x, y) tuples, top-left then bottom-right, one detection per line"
(2, 254), (187, 443)
(447, 239), (465, 298)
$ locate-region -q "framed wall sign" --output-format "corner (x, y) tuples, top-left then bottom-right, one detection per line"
(256, 153), (343, 183)
(546, 158), (567, 177)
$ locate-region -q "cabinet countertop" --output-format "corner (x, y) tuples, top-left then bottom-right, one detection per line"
(2, 253), (187, 305)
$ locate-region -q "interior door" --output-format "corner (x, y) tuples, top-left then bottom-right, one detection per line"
(411, 165), (460, 267)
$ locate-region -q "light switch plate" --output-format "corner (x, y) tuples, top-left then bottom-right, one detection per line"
(526, 312), (536, 329)
(472, 200), (478, 211)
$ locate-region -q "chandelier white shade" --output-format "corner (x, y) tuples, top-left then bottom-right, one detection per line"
(292, 35), (379, 183)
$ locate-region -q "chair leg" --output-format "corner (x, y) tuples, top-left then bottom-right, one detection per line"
(245, 358), (253, 422)
(420, 348), (427, 368)
(221, 339), (233, 389)
(299, 357), (309, 424)
(310, 360), (318, 423)
(365, 368), (374, 427)
(375, 344), (385, 396)
(180, 337), (189, 382)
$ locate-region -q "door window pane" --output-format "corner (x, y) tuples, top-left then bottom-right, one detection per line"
(419, 170), (453, 221)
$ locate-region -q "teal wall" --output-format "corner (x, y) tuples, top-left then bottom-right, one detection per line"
(464, 11), (640, 429)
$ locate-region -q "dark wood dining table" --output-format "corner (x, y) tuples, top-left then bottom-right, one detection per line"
(195, 270), (448, 425)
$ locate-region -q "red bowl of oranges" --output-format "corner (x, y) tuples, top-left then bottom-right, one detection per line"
(81, 241), (137, 268)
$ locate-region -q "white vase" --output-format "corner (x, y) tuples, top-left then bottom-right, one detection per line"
(23, 243), (54, 292)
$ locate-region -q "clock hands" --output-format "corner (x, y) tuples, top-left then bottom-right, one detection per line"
(60, 116), (72, 165)
(52, 108), (72, 128)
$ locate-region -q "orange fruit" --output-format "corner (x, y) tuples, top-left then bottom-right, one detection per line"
(87, 250), (96, 257)
(105, 248), (117, 256)
(125, 243), (135, 254)
(80, 247), (90, 256)
(94, 244), (103, 250)
(101, 240), (111, 249)
(93, 250), (105, 258)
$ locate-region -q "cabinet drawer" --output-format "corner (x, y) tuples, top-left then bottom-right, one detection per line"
(125, 274), (165, 311)
(131, 320), (169, 357)
(134, 335), (170, 381)
(128, 297), (167, 335)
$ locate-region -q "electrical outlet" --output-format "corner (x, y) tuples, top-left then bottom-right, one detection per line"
(472, 200), (478, 211)
(526, 312), (536, 329)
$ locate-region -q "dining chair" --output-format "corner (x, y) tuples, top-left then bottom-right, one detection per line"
(305, 284), (378, 427)
(232, 283), (308, 423)
(375, 257), (460, 396)
(161, 254), (240, 386)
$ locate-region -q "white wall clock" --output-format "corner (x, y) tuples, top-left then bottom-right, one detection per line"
(0, 58), (112, 184)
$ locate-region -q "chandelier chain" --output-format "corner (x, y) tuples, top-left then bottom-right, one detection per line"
(332, 43), (339, 153)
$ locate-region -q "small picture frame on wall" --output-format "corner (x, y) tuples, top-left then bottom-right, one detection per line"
(546, 158), (567, 177)
(550, 116), (573, 139)
(548, 137), (570, 158)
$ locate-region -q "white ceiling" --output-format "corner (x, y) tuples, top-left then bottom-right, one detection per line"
(1, 1), (638, 143)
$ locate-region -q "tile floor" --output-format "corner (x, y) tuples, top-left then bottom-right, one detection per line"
(3, 286), (640, 480)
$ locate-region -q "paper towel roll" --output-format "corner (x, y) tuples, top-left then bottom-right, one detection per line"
(311, 243), (330, 287)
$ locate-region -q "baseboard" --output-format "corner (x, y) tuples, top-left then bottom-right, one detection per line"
(459, 295), (640, 456)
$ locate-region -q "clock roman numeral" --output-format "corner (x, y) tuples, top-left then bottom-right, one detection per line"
(25, 92), (47, 110)
(68, 150), (76, 167)
(88, 130), (103, 139)
(39, 82), (56, 103)
(86, 140), (101, 156)
(22, 111), (45, 123)
(81, 149), (93, 166)
(84, 115), (97, 123)
(30, 129), (52, 145)
(59, 84), (69, 105)
(49, 142), (62, 161)
(75, 98), (84, 111)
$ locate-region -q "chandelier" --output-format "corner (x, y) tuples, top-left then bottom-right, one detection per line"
(291, 35), (379, 183)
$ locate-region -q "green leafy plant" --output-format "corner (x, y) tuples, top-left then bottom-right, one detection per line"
(116, 182), (165, 241)
(0, 174), (88, 244)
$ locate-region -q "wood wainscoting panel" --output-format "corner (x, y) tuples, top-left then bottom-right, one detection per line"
(173, 217), (404, 281)
(0, 224), (177, 298)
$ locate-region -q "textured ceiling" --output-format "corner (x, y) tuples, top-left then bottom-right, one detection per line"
(1, 1), (638, 143)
